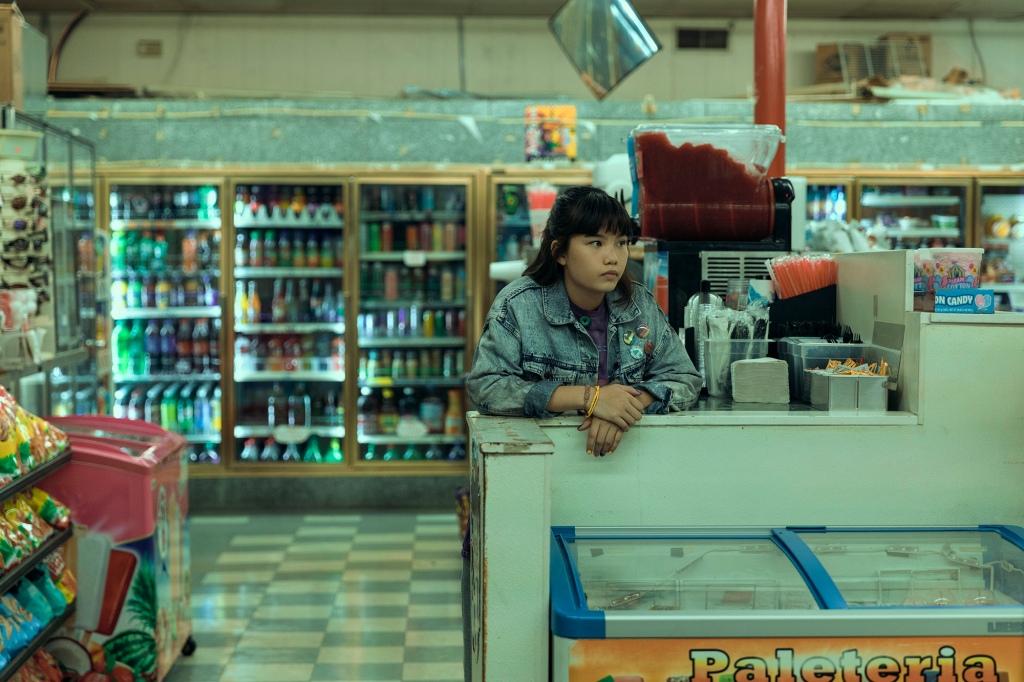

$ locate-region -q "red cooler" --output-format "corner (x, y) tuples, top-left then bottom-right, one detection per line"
(39, 416), (192, 682)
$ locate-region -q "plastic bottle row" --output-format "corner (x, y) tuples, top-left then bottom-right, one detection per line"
(113, 318), (221, 376)
(239, 435), (344, 463)
(234, 185), (345, 227)
(358, 348), (465, 380)
(234, 279), (344, 325)
(361, 184), (464, 214)
(364, 441), (465, 462)
(360, 262), (466, 302)
(357, 307), (465, 339)
(188, 443), (222, 465)
(112, 381), (222, 438)
(237, 383), (343, 428)
(234, 334), (345, 373)
(360, 220), (465, 253)
(112, 272), (219, 310)
(110, 185), (220, 221)
(358, 387), (465, 437)
(111, 230), (220, 274)
(235, 231), (344, 268)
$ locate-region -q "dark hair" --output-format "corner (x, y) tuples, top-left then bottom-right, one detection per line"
(523, 186), (637, 300)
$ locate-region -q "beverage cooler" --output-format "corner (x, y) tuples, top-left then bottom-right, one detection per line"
(39, 416), (193, 682)
(229, 180), (348, 467)
(855, 177), (972, 250)
(106, 179), (225, 469)
(976, 176), (1024, 312)
(551, 525), (1024, 682)
(353, 174), (476, 466)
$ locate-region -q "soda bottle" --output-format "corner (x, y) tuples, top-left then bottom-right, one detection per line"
(192, 319), (211, 372)
(160, 384), (179, 431)
(234, 335), (251, 372)
(144, 384), (163, 424)
(127, 321), (145, 375)
(140, 275), (155, 308)
(197, 233), (213, 269)
(240, 438), (260, 462)
(112, 387), (129, 419)
(381, 221), (394, 252)
(210, 318), (221, 371)
(264, 230), (278, 267)
(320, 283), (337, 323)
(249, 231), (263, 267)
(181, 231), (198, 273)
(271, 279), (286, 323)
(364, 444), (378, 461)
(384, 266), (398, 301)
(193, 384), (210, 434)
(126, 273), (142, 309)
(267, 337), (285, 371)
(306, 234), (320, 268)
(171, 274), (185, 308)
(399, 387), (418, 418)
(403, 444), (424, 461)
(379, 388), (399, 435)
(444, 389), (465, 435)
(199, 442), (220, 465)
(419, 389), (444, 433)
(447, 441), (466, 461)
(291, 186), (306, 216)
(281, 442), (301, 462)
(267, 382), (285, 427)
(247, 281), (261, 323)
(298, 279), (310, 322)
(424, 442), (445, 461)
(155, 274), (171, 308)
(234, 281), (247, 324)
(309, 280), (322, 322)
(127, 389), (144, 420)
(111, 232), (126, 272)
(325, 438), (343, 463)
(211, 385), (222, 432)
(357, 388), (379, 436)
(183, 276), (199, 307)
(260, 438), (281, 461)
(278, 232), (293, 267)
(153, 232), (168, 271)
(285, 280), (298, 323)
(138, 231), (154, 272)
(176, 319), (193, 373)
(235, 233), (248, 267)
(292, 233), (306, 268)
(144, 320), (161, 374)
(382, 443), (400, 461)
(288, 383), (312, 428)
(177, 384), (195, 435)
(112, 321), (131, 374)
(331, 336), (344, 372)
(320, 237), (334, 268)
(303, 436), (323, 463)
(202, 273), (217, 306)
(111, 275), (127, 310)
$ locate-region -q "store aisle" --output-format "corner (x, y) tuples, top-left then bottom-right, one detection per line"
(164, 512), (464, 682)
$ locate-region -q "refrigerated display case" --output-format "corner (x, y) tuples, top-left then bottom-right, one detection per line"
(353, 173), (474, 468)
(228, 179), (348, 468)
(106, 178), (226, 469)
(855, 177), (973, 250)
(976, 176), (1024, 311)
(551, 525), (1024, 682)
(802, 176), (853, 223)
(40, 415), (193, 682)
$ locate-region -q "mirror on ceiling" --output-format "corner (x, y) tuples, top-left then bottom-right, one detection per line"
(549, 0), (662, 100)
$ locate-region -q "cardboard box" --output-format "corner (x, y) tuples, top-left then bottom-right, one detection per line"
(879, 32), (931, 77)
(815, 44), (845, 84)
(934, 289), (995, 314)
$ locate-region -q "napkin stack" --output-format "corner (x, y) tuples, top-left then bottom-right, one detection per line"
(731, 358), (790, 404)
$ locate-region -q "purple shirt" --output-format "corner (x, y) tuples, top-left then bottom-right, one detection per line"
(570, 300), (609, 385)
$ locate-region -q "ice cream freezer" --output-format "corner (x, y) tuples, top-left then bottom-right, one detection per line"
(551, 525), (1024, 682)
(37, 416), (192, 682)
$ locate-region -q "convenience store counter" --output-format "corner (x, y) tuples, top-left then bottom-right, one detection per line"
(465, 252), (1024, 682)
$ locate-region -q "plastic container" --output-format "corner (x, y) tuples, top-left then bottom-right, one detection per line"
(630, 124), (782, 242)
(777, 338), (870, 402)
(931, 214), (959, 230)
(702, 339), (769, 398)
(931, 248), (983, 289)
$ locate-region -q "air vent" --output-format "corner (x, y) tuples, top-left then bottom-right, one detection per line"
(701, 251), (786, 298)
(676, 29), (729, 50)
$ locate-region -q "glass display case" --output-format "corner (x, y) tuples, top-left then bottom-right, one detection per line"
(229, 180), (347, 467)
(106, 178), (225, 467)
(551, 525), (1024, 682)
(804, 178), (852, 223)
(353, 175), (474, 466)
(976, 177), (1024, 311)
(856, 177), (972, 250)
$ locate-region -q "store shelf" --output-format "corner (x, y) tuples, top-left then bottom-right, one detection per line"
(233, 267), (343, 279)
(360, 210), (464, 222)
(111, 306), (221, 320)
(183, 433), (222, 444)
(861, 195), (960, 208)
(114, 373), (221, 383)
(360, 299), (465, 310)
(112, 268), (221, 278)
(0, 526), (74, 598)
(0, 348), (91, 385)
(360, 251), (466, 263)
(990, 283), (1024, 293)
(234, 370), (345, 382)
(359, 434), (465, 445)
(0, 602), (77, 682)
(885, 228), (962, 239)
(0, 450), (71, 506)
(110, 218), (221, 231)
(981, 238), (1018, 246)
(235, 323), (346, 334)
(234, 425), (345, 439)
(359, 376), (465, 388)
(358, 337), (465, 349)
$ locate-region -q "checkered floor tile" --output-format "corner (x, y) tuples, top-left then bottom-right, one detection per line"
(164, 513), (464, 682)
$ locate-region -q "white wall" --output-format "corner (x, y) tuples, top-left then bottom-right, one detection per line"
(26, 12), (1024, 100)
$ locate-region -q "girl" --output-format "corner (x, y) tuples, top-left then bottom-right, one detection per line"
(467, 185), (701, 456)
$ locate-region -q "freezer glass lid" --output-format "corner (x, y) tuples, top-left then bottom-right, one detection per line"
(796, 530), (1024, 608)
(61, 426), (163, 444)
(570, 538), (819, 612)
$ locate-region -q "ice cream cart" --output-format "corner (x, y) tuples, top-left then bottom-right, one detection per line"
(552, 525), (1024, 682)
(38, 416), (192, 682)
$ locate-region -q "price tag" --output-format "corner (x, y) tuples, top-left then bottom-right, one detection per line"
(403, 250), (428, 267)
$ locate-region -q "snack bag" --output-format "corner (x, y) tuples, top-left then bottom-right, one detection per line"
(0, 389), (23, 486)
(11, 407), (37, 473)
(43, 549), (77, 601)
(28, 570), (65, 617)
(24, 489), (70, 530)
(14, 581), (53, 624)
(31, 648), (64, 682)
(26, 415), (68, 463)
(0, 594), (40, 641)
(0, 516), (31, 563)
(4, 497), (51, 550)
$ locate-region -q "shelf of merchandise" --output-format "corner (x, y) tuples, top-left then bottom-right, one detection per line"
(990, 283), (1024, 293)
(111, 268), (222, 279)
(235, 323), (346, 334)
(860, 195), (961, 208)
(234, 267), (343, 279)
(360, 299), (465, 310)
(358, 337), (465, 349)
(884, 228), (961, 239)
(234, 425), (346, 439)
(0, 526), (74, 597)
(358, 377), (465, 388)
(110, 219), (221, 231)
(358, 434), (465, 446)
(0, 450), (70, 503)
(113, 373), (222, 383)
(361, 251), (466, 262)
(233, 370), (345, 382)
(235, 220), (345, 230)
(360, 210), (465, 222)
(0, 602), (77, 682)
(111, 306), (222, 320)
(183, 433), (222, 444)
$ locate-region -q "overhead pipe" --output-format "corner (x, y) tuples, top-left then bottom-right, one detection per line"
(753, 0), (786, 177)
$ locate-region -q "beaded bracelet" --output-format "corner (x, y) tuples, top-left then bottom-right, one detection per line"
(585, 385), (600, 418)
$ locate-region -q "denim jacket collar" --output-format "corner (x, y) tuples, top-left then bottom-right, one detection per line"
(540, 277), (642, 327)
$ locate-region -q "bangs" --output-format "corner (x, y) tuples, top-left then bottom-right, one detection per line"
(563, 191), (636, 239)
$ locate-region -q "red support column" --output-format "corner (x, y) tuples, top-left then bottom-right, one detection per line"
(754, 0), (787, 177)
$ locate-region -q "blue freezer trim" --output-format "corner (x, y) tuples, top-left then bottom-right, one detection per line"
(980, 524), (1024, 550)
(550, 529), (605, 639)
(772, 529), (848, 610)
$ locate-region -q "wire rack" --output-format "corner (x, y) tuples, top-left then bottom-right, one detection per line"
(836, 39), (928, 84)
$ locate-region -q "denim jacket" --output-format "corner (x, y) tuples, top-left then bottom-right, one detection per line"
(467, 276), (701, 417)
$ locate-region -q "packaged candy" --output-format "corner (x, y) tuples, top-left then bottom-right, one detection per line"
(28, 569), (65, 617)
(24, 489), (69, 531)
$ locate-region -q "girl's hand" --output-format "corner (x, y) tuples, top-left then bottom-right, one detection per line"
(591, 384), (645, 431)
(579, 416), (623, 457)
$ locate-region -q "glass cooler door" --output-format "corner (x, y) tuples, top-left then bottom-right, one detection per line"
(795, 528), (1024, 608)
(568, 536), (820, 612)
(856, 178), (972, 250)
